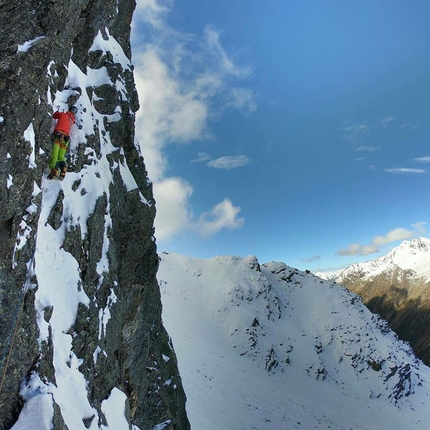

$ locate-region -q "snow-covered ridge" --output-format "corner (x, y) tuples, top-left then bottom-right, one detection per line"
(317, 237), (430, 282)
(159, 252), (430, 430)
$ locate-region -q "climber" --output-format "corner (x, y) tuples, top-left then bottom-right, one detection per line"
(47, 106), (77, 180)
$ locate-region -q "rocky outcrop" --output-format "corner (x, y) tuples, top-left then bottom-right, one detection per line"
(0, 1), (189, 429)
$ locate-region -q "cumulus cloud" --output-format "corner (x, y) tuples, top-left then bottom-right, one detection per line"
(132, 0), (255, 240)
(337, 223), (427, 256)
(337, 243), (379, 257)
(134, 0), (170, 30)
(153, 178), (193, 241)
(207, 155), (250, 170)
(372, 227), (420, 246)
(196, 199), (245, 236)
(134, 50), (209, 181)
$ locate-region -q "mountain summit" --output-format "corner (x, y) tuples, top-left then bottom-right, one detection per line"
(159, 252), (430, 430)
(319, 237), (430, 283)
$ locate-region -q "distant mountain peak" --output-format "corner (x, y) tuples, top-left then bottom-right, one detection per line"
(318, 237), (430, 282)
(389, 236), (430, 257)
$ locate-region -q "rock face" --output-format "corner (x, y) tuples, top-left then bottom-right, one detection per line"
(317, 238), (430, 366)
(0, 1), (189, 429)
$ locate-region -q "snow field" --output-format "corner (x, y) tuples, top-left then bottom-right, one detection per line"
(159, 253), (430, 430)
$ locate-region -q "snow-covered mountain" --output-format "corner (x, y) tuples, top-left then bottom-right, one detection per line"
(316, 237), (430, 366)
(317, 237), (430, 283)
(158, 252), (430, 430)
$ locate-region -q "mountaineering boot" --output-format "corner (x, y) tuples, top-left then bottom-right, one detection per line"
(48, 168), (59, 180)
(59, 166), (67, 181)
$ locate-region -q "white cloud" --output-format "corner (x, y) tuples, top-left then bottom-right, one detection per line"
(373, 228), (418, 246)
(207, 155), (250, 170)
(153, 177), (193, 241)
(132, 0), (254, 240)
(414, 156), (430, 163)
(134, 0), (171, 29)
(336, 243), (379, 257)
(400, 123), (421, 130)
(301, 255), (321, 263)
(226, 87), (257, 114)
(342, 121), (371, 142)
(355, 146), (378, 152)
(196, 199), (244, 236)
(380, 116), (396, 128)
(191, 152), (212, 163)
(203, 26), (252, 79)
(337, 223), (427, 256)
(384, 167), (426, 174)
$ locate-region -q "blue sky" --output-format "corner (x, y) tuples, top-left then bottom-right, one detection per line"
(131, 0), (430, 271)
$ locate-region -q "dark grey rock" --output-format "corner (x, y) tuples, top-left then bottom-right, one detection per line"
(0, 1), (190, 429)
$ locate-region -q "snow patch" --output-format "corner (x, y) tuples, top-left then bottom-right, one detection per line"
(100, 388), (130, 430)
(17, 36), (46, 53)
(159, 252), (430, 430)
(90, 28), (132, 72)
(98, 288), (118, 339)
(151, 421), (171, 430)
(11, 373), (53, 430)
(23, 123), (37, 168)
(119, 157), (138, 191)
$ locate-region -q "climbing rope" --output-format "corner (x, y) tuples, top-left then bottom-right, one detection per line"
(0, 174), (47, 394)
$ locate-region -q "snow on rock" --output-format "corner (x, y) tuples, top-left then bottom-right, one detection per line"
(7, 174), (13, 189)
(151, 421), (172, 430)
(90, 28), (132, 72)
(101, 388), (134, 430)
(159, 252), (430, 430)
(23, 123), (37, 168)
(11, 373), (53, 430)
(17, 36), (46, 53)
(25, 28), (140, 430)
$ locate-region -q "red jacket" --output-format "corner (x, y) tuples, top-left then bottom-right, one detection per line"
(53, 111), (75, 136)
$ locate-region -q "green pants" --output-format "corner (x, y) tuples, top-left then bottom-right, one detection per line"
(49, 133), (69, 170)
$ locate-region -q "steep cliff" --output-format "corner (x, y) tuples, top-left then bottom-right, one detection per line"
(0, 1), (189, 429)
